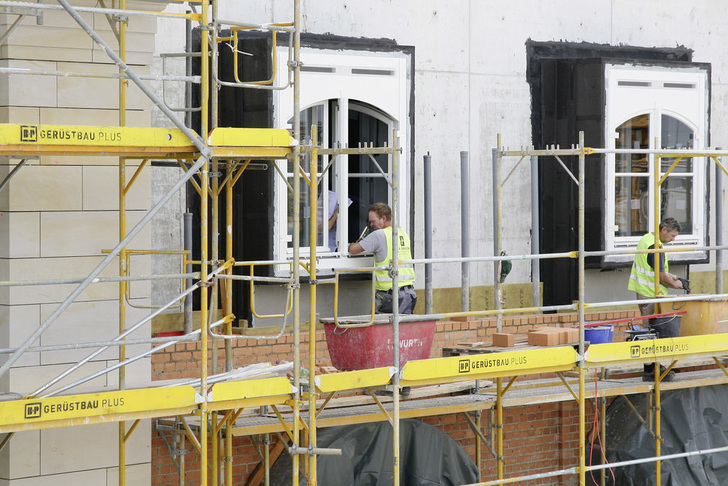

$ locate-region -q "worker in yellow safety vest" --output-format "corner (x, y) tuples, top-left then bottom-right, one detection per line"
(348, 202), (417, 314)
(628, 217), (684, 315)
(628, 217), (684, 381)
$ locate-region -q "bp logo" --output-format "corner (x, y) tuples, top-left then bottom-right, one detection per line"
(458, 359), (470, 373)
(630, 345), (641, 358)
(20, 125), (37, 142)
(24, 402), (41, 419)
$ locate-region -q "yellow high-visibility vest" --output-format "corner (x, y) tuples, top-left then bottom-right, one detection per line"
(628, 232), (668, 297)
(374, 226), (416, 291)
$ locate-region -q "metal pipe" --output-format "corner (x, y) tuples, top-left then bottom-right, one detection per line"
(717, 148), (724, 294)
(391, 130), (401, 486)
(0, 154), (208, 379)
(198, 0), (210, 482)
(530, 155), (541, 307)
(41, 333), (196, 398)
(307, 127), (320, 481)
(185, 14), (193, 129)
(0, 67), (199, 82)
(291, 1), (302, 484)
(492, 140), (503, 333)
(461, 150), (470, 312)
(0, 0), (199, 20)
(424, 153), (433, 313)
(56, 0), (209, 157)
(184, 213), (194, 334)
(0, 272), (199, 288)
(31, 276), (205, 397)
(223, 134), (234, 486)
(0, 158), (30, 194)
(577, 132), (587, 486)
(0, 332), (200, 354)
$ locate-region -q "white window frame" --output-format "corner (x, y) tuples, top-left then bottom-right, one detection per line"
(272, 47), (411, 275)
(604, 63), (709, 264)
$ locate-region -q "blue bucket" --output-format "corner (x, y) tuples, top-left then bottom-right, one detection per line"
(584, 325), (614, 344)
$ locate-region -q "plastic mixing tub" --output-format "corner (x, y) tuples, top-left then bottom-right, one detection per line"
(321, 315), (436, 371)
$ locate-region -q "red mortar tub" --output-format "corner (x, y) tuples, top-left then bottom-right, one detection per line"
(320, 315), (436, 371)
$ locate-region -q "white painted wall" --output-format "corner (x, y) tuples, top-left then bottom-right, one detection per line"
(150, 0), (728, 313)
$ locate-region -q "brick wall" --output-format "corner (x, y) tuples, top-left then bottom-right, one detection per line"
(150, 310), (634, 485)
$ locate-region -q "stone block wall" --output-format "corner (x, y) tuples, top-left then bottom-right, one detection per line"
(0, 2), (162, 484)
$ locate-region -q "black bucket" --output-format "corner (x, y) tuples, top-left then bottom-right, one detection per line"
(650, 315), (681, 338)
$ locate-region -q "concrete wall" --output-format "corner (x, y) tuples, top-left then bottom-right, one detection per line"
(148, 0), (728, 315)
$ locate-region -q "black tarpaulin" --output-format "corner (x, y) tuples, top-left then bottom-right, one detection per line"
(270, 419), (479, 485)
(590, 385), (728, 485)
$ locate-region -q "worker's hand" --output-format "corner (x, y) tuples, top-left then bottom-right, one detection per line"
(677, 277), (691, 293)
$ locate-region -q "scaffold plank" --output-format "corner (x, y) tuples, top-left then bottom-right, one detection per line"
(207, 127), (293, 147)
(400, 346), (578, 385)
(208, 377), (294, 403)
(0, 124), (295, 158)
(316, 367), (394, 393)
(0, 386), (198, 432)
(585, 333), (728, 367)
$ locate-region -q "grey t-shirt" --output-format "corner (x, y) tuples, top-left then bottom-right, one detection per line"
(358, 229), (388, 263)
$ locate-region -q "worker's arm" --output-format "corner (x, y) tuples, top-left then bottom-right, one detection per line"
(348, 242), (364, 254)
(660, 271), (683, 289)
(328, 208), (338, 231)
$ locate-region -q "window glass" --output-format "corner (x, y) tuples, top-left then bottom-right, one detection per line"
(347, 103), (390, 242)
(614, 114), (650, 237)
(660, 115), (693, 232)
(613, 113), (694, 238)
(286, 104), (325, 250)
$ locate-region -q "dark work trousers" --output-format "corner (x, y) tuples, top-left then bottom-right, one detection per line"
(375, 286), (417, 314)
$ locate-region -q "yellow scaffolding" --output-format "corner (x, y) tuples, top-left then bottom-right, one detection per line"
(1, 1), (728, 485)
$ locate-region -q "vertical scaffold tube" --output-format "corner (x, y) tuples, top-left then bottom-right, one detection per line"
(578, 132), (586, 486)
(199, 0), (211, 483)
(492, 138), (505, 482)
(291, 0), (302, 484)
(391, 130), (401, 486)
(308, 127), (319, 483)
(461, 151), (470, 312)
(530, 155), (540, 307)
(717, 149), (724, 294)
(655, 358), (662, 483)
(492, 139), (503, 333)
(224, 157), (234, 486)
(424, 153), (433, 314)
(118, 4), (128, 484)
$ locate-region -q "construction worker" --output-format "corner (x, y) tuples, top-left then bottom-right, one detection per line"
(348, 202), (417, 314)
(628, 217), (684, 381)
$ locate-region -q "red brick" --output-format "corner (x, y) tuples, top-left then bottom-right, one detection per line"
(493, 333), (515, 347)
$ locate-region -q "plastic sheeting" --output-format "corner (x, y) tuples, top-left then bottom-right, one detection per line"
(270, 419), (479, 485)
(589, 385), (728, 485)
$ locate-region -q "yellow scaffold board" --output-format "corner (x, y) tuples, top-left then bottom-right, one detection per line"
(400, 346), (578, 386)
(208, 377), (294, 402)
(0, 124), (197, 156)
(316, 367), (395, 393)
(585, 333), (728, 367)
(207, 377), (294, 411)
(207, 127), (294, 147)
(0, 386), (198, 432)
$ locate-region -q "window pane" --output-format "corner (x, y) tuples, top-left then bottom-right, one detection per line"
(660, 115), (693, 233)
(615, 176), (649, 236)
(347, 105), (391, 242)
(661, 115), (693, 173)
(615, 114), (649, 173)
(614, 115), (649, 236)
(287, 105), (325, 249)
